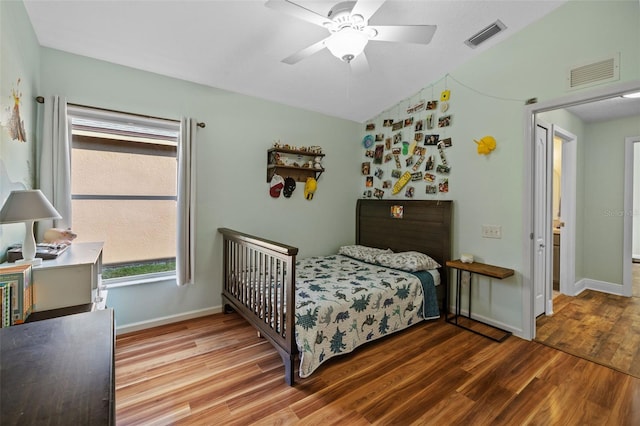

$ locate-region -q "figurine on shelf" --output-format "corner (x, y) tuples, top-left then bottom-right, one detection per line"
(314, 156), (322, 169)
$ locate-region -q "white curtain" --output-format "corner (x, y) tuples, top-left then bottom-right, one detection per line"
(37, 96), (72, 240)
(176, 118), (197, 286)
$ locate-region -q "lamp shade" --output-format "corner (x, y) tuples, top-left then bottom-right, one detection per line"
(324, 27), (369, 63)
(0, 190), (61, 224)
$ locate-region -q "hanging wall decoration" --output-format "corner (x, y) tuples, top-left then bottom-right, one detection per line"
(474, 135), (497, 155)
(5, 79), (27, 143)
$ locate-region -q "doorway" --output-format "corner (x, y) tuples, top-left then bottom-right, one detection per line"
(533, 122), (576, 318)
(522, 80), (640, 340)
(623, 136), (640, 297)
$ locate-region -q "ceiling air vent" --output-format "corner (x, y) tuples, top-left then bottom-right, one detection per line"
(464, 20), (506, 48)
(568, 55), (619, 89)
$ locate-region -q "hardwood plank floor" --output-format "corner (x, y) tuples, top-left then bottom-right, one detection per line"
(536, 263), (640, 378)
(116, 313), (640, 425)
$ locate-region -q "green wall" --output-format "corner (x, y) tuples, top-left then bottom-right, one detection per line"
(2, 0), (639, 334)
(362, 0), (640, 333)
(0, 0), (41, 259)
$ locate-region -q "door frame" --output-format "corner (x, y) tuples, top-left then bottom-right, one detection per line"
(521, 80), (640, 340)
(554, 125), (577, 299)
(623, 136), (640, 297)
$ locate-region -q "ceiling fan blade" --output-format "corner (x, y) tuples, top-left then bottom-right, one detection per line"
(350, 52), (370, 75)
(370, 25), (437, 44)
(282, 38), (328, 64)
(350, 0), (386, 21)
(265, 0), (332, 27)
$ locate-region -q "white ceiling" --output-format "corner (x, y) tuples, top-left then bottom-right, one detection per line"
(23, 0), (567, 123)
(565, 95), (640, 123)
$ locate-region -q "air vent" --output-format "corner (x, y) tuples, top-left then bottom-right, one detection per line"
(464, 20), (506, 48)
(568, 55), (619, 89)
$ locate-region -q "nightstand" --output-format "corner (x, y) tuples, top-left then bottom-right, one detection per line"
(4, 242), (106, 312)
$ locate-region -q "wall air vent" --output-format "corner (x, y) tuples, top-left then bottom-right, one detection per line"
(567, 54), (619, 90)
(464, 20), (506, 48)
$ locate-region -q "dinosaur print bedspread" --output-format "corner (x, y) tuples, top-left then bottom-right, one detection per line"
(294, 254), (436, 378)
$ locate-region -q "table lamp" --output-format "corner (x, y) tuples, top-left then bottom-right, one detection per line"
(0, 189), (62, 265)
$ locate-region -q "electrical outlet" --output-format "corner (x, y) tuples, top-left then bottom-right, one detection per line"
(482, 224), (502, 239)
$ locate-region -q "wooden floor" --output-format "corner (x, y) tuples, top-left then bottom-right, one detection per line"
(116, 313), (640, 425)
(536, 263), (640, 378)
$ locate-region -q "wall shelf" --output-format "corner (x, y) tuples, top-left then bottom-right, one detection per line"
(267, 148), (325, 183)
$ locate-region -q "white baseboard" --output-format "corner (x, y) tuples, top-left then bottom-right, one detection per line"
(116, 306), (223, 335)
(575, 278), (625, 296)
(451, 307), (523, 338)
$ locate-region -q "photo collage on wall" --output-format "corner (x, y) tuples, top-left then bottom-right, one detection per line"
(361, 90), (453, 199)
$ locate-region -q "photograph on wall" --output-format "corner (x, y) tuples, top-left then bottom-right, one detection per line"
(375, 133), (385, 141)
(393, 132), (402, 144)
(426, 185), (437, 194)
(439, 178), (449, 193)
(385, 137), (392, 150)
(374, 168), (384, 179)
(414, 132), (424, 142)
(425, 155), (435, 171)
(374, 145), (384, 164)
(374, 188), (384, 199)
(426, 113), (434, 129)
(390, 205), (404, 219)
(382, 180), (392, 189)
(424, 173), (436, 182)
(366, 176), (373, 187)
(424, 134), (439, 145)
(391, 169), (402, 178)
(361, 162), (371, 175)
(441, 137), (453, 147)
(366, 123), (375, 131)
(436, 164), (450, 174)
(405, 186), (415, 198)
(384, 153), (393, 163)
(415, 119), (424, 132)
(365, 150), (374, 158)
(426, 100), (438, 110)
(404, 117), (414, 127)
(438, 115), (452, 128)
(392, 121), (403, 131)
(383, 119), (394, 127)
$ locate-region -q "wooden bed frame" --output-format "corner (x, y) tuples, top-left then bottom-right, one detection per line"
(219, 199), (452, 385)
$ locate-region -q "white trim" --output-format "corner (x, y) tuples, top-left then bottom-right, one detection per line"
(115, 306), (222, 335)
(523, 80), (640, 341)
(455, 308), (524, 338)
(573, 278), (626, 297)
(554, 126), (577, 298)
(623, 136), (640, 297)
(104, 271), (176, 289)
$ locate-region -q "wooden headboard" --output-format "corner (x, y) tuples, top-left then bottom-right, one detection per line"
(356, 199), (453, 288)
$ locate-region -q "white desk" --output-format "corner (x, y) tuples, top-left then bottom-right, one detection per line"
(31, 242), (105, 311)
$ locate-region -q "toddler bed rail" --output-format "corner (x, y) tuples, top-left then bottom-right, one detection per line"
(218, 228), (298, 385)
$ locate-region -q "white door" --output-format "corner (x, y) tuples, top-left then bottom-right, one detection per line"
(534, 122), (553, 317)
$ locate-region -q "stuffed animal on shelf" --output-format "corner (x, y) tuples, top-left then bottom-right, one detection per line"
(43, 228), (77, 244)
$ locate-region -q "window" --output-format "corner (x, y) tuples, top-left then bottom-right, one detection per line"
(68, 106), (180, 282)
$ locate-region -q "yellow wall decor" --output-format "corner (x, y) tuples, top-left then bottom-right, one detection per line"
(474, 135), (497, 155)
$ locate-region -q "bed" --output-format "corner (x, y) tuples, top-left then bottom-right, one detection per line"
(219, 199), (452, 385)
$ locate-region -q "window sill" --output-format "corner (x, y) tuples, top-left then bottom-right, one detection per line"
(104, 271), (176, 289)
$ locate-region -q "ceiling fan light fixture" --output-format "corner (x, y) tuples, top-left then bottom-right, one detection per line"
(324, 27), (368, 63)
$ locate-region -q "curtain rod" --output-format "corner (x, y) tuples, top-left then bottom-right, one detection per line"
(35, 96), (206, 128)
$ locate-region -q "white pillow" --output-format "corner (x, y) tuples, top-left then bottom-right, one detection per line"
(338, 245), (392, 264)
(375, 251), (440, 272)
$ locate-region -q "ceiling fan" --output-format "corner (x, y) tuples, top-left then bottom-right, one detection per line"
(265, 0), (437, 74)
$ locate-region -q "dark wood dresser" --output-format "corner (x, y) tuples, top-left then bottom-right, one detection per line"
(0, 309), (115, 425)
